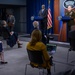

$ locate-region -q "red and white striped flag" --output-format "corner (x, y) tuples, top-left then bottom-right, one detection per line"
(47, 6), (52, 29)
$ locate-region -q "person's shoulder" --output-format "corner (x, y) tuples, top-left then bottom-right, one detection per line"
(37, 41), (43, 44)
(26, 42), (30, 48)
(37, 42), (46, 46)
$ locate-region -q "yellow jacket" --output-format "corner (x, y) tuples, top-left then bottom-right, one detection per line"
(26, 42), (51, 69)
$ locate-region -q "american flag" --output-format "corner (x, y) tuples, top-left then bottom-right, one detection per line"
(47, 6), (52, 29)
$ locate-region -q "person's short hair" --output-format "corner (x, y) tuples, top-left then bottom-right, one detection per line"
(42, 4), (45, 7)
(33, 21), (39, 28)
(1, 20), (7, 25)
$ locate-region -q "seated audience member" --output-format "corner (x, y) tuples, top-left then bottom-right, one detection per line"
(33, 21), (39, 29)
(26, 29), (52, 75)
(0, 41), (8, 64)
(30, 21), (39, 35)
(1, 20), (22, 48)
(33, 21), (47, 44)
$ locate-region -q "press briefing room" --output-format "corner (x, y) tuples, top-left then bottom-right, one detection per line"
(0, 0), (75, 75)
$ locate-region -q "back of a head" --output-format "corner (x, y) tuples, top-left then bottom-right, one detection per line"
(1, 20), (7, 26)
(33, 21), (39, 29)
(30, 29), (42, 45)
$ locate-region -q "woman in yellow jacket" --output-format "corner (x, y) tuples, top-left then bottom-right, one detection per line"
(26, 29), (52, 75)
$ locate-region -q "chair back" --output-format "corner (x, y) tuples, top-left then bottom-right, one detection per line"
(27, 49), (44, 64)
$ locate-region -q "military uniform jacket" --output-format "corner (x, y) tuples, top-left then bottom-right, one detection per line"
(65, 10), (75, 27)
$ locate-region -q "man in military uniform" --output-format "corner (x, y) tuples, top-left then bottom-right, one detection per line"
(65, 5), (75, 31)
(65, 5), (75, 42)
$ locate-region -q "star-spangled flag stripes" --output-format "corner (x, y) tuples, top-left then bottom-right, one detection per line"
(47, 5), (52, 29)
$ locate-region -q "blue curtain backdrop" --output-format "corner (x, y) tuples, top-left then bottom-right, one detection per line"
(27, 0), (54, 34)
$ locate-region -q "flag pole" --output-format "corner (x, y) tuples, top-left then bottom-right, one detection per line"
(47, 0), (50, 35)
(47, 0), (52, 34)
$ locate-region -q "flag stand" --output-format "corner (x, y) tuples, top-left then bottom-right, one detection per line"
(46, 0), (54, 42)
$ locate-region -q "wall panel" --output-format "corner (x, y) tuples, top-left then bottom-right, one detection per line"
(0, 0), (26, 5)
(54, 0), (60, 34)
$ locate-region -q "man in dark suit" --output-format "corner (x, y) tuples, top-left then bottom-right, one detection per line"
(38, 4), (48, 35)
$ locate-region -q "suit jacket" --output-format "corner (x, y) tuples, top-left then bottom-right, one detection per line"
(38, 9), (48, 29)
(38, 9), (48, 22)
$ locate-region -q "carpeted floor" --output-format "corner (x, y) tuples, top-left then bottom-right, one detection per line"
(0, 40), (75, 75)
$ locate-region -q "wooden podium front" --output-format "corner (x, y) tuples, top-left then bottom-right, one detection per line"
(58, 22), (67, 42)
(58, 16), (71, 42)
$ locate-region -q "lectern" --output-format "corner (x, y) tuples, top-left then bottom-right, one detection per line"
(58, 16), (71, 42)
(31, 16), (43, 21)
(34, 16), (43, 21)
